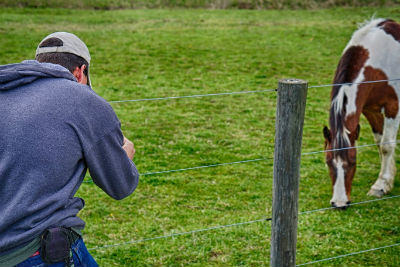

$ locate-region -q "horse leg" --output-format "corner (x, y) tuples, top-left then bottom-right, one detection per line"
(364, 110), (384, 146)
(364, 108), (384, 167)
(368, 116), (399, 197)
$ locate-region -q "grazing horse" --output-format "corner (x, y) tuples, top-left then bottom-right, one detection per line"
(323, 18), (400, 208)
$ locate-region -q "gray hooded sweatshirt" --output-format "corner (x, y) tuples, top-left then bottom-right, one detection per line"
(0, 60), (139, 264)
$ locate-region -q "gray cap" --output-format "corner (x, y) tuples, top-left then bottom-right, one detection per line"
(36, 32), (92, 86)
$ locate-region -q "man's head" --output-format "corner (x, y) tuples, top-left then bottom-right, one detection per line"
(35, 32), (91, 86)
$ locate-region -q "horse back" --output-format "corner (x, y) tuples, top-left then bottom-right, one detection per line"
(333, 19), (400, 119)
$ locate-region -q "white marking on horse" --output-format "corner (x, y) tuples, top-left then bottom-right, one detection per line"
(344, 73), (364, 116)
(330, 158), (349, 207)
(370, 117), (399, 194)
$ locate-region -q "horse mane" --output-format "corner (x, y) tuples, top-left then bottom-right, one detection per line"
(357, 17), (386, 32)
(329, 91), (350, 159)
(342, 18), (387, 53)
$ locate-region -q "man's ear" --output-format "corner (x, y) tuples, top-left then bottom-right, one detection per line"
(323, 126), (331, 142)
(72, 65), (87, 85)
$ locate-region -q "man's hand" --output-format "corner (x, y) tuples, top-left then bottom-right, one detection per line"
(123, 136), (135, 160)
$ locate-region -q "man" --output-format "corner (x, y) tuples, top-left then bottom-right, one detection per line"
(0, 32), (139, 266)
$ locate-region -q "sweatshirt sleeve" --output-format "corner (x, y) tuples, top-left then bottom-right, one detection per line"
(84, 125), (139, 200)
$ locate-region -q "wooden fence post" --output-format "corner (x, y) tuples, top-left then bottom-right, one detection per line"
(270, 79), (308, 267)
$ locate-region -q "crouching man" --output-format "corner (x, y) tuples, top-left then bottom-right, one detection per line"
(0, 32), (139, 267)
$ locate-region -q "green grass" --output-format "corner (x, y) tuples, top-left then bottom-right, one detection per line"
(1, 7), (400, 266)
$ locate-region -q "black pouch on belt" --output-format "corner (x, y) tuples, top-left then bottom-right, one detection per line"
(40, 227), (74, 266)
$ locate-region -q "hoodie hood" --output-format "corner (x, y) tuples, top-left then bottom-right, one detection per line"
(0, 60), (76, 91)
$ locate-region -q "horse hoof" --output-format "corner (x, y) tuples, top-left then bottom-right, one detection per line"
(367, 189), (385, 198)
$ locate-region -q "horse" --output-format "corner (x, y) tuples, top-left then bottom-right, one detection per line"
(323, 18), (400, 208)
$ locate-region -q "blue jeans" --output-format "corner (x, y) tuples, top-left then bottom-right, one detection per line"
(15, 238), (98, 267)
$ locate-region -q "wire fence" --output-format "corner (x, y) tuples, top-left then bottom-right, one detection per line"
(93, 78), (400, 264)
(88, 217), (271, 251)
(109, 88), (277, 103)
(99, 77), (400, 179)
(308, 78), (400, 89)
(101, 77), (400, 180)
(107, 78), (400, 104)
(88, 194), (400, 251)
(82, 140), (396, 183)
(144, 140), (397, 176)
(296, 243), (400, 266)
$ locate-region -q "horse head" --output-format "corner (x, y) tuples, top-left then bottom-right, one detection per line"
(323, 124), (360, 209)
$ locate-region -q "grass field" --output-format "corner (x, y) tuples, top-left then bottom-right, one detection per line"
(1, 7), (400, 266)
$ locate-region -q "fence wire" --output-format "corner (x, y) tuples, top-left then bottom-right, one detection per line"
(82, 140), (396, 184)
(299, 194), (400, 215)
(88, 217), (271, 251)
(107, 78), (400, 104)
(136, 139), (390, 177)
(309, 78), (400, 89)
(109, 88), (277, 103)
(87, 194), (400, 251)
(140, 157), (268, 176)
(296, 242), (400, 266)
(100, 78), (400, 178)
(301, 140), (398, 156)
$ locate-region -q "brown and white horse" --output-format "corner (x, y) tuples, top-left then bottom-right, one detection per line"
(323, 18), (400, 208)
